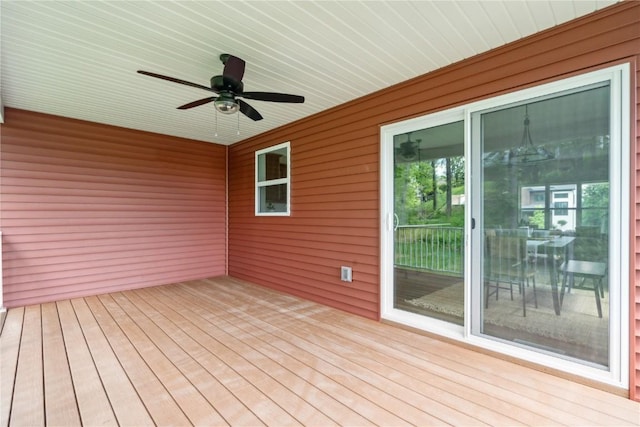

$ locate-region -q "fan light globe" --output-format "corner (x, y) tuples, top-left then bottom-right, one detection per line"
(214, 98), (239, 114)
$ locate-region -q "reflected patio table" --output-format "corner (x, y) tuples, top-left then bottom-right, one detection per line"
(527, 236), (575, 315)
(544, 236), (575, 315)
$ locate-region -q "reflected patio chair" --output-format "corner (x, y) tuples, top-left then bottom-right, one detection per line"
(485, 230), (538, 317)
(560, 227), (607, 318)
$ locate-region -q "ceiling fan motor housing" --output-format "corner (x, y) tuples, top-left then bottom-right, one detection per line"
(211, 75), (243, 93)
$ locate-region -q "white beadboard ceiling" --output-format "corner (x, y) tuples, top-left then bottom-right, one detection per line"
(0, 1), (618, 145)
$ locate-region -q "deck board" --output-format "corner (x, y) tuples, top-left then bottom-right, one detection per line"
(70, 298), (155, 426)
(212, 278), (620, 426)
(1, 276), (639, 427)
(8, 306), (43, 426)
(192, 280), (549, 425)
(84, 295), (192, 426)
(177, 281), (480, 426)
(0, 307), (24, 427)
(131, 286), (343, 426)
(57, 299), (118, 426)
(145, 284), (398, 426)
(42, 302), (81, 426)
(98, 293), (227, 426)
(155, 284), (410, 425)
(110, 291), (271, 426)
(199, 277), (640, 425)
(332, 310), (640, 422)
(137, 286), (373, 426)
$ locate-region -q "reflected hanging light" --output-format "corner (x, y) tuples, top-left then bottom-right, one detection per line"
(508, 105), (554, 164)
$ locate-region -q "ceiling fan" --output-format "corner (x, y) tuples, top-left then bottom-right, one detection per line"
(397, 133), (422, 161)
(137, 54), (304, 121)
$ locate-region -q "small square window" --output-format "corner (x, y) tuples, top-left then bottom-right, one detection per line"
(532, 192), (545, 202)
(554, 201), (568, 216)
(255, 142), (290, 216)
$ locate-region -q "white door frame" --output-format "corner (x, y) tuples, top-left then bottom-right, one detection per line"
(380, 63), (630, 388)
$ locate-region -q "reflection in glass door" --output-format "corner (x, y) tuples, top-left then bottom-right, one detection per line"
(477, 83), (612, 367)
(392, 121), (465, 325)
(382, 65), (627, 384)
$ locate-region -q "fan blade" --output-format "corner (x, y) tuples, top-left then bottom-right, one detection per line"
(222, 55), (245, 82)
(238, 99), (263, 121)
(137, 70), (217, 93)
(241, 92), (305, 103)
(177, 97), (216, 110)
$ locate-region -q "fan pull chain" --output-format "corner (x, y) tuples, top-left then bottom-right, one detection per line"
(237, 111), (240, 135)
(214, 109), (218, 137)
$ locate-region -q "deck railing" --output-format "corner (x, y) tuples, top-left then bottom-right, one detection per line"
(395, 225), (464, 274)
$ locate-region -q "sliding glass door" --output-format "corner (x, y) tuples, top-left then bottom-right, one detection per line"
(474, 83), (612, 366)
(381, 64), (629, 386)
(392, 120), (465, 326)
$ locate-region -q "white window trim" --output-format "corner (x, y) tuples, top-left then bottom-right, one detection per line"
(380, 63), (630, 388)
(255, 141), (291, 216)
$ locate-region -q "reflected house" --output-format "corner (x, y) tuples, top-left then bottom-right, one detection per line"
(521, 185), (577, 232)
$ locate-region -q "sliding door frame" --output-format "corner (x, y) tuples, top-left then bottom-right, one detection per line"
(380, 108), (467, 340)
(380, 63), (630, 388)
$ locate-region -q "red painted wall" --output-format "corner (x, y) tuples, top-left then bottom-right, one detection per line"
(0, 109), (227, 307)
(229, 130), (380, 319)
(228, 2), (640, 399)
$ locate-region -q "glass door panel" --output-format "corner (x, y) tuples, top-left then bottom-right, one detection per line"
(478, 84), (611, 367)
(393, 121), (465, 325)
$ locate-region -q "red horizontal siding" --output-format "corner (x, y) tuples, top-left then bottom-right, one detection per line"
(228, 2), (640, 400)
(0, 109), (227, 307)
(633, 48), (640, 402)
(228, 126), (381, 318)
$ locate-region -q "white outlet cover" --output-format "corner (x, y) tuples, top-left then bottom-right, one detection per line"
(341, 266), (352, 282)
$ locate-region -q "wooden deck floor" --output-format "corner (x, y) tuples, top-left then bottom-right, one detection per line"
(1, 277), (639, 426)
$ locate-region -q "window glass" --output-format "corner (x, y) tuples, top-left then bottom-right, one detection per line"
(257, 185), (288, 213)
(256, 142), (290, 216)
(392, 121), (466, 326)
(257, 146), (288, 181)
(480, 83), (612, 367)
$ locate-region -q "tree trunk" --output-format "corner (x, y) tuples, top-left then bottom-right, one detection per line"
(431, 160), (437, 212)
(446, 158), (452, 216)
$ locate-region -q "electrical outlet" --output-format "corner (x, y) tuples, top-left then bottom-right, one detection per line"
(340, 266), (352, 282)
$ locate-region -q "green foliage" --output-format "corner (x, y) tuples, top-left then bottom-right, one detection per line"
(581, 182), (608, 227)
(528, 210), (545, 229)
(394, 156), (465, 226)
